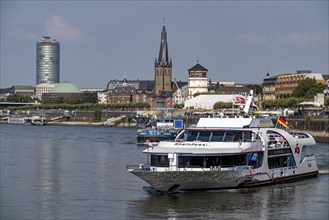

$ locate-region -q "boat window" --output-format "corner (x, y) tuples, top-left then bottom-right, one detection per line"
(247, 152), (263, 168)
(299, 146), (307, 164)
(268, 155), (296, 169)
(268, 148), (292, 156)
(178, 155), (247, 168)
(243, 131), (252, 142)
(185, 130), (199, 141)
(151, 155), (169, 167)
(267, 131), (290, 148)
(198, 131), (212, 142)
(181, 130), (256, 142)
(176, 131), (185, 140)
(210, 131), (225, 142)
(223, 131), (235, 142)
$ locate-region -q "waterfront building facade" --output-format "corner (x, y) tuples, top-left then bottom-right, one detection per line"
(35, 83), (57, 100)
(275, 70), (325, 98)
(36, 36), (60, 85)
(262, 70), (326, 100)
(42, 81), (82, 103)
(107, 79), (154, 91)
(10, 85), (35, 97)
(188, 62), (208, 99)
(262, 73), (279, 101)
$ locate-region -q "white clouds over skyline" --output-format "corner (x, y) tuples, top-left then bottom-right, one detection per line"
(278, 32), (328, 46)
(238, 34), (267, 45)
(238, 32), (328, 46)
(44, 16), (84, 42)
(1, 1), (327, 88)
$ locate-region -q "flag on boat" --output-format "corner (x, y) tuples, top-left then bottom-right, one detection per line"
(277, 116), (288, 128)
(233, 95), (245, 104)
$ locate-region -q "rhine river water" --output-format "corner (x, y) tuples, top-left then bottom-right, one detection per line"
(0, 124), (328, 219)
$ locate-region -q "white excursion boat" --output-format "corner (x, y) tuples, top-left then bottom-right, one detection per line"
(128, 117), (318, 193)
(127, 92), (319, 193)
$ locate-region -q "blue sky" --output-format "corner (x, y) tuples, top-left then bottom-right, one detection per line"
(1, 1), (328, 88)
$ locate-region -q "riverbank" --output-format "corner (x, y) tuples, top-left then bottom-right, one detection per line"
(300, 131), (328, 143)
(47, 121), (137, 128)
(46, 120), (328, 143)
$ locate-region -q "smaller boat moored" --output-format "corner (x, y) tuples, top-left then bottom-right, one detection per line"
(31, 116), (47, 126)
(136, 118), (183, 146)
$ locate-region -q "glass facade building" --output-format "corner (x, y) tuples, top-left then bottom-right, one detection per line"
(36, 36), (60, 85)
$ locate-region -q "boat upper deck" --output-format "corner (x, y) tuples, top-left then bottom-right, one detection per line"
(195, 117), (274, 129)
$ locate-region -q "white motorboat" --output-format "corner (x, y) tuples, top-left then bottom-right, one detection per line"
(137, 118), (181, 145)
(31, 115), (47, 126)
(128, 91), (319, 193)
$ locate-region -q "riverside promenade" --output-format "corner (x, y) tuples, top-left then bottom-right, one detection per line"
(48, 112), (328, 143)
(3, 109), (328, 143)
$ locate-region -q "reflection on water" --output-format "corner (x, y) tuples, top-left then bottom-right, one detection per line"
(128, 175), (328, 219)
(0, 125), (328, 220)
(36, 138), (61, 220)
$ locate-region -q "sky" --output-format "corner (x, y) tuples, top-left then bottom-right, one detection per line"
(1, 0), (328, 89)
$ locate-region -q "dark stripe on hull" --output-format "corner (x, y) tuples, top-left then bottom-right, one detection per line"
(239, 170), (319, 188)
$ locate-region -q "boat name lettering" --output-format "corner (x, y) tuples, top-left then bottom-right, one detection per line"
(174, 142), (208, 147)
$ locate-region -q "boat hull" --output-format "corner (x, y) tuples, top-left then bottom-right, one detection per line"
(130, 169), (249, 191)
(130, 169), (319, 192)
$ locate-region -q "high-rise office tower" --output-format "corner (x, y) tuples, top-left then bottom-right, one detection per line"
(36, 36), (60, 85)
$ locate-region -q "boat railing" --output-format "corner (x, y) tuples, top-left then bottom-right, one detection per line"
(128, 164), (256, 172)
(270, 166), (297, 178)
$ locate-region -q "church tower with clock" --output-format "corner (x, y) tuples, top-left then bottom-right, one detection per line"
(154, 21), (172, 95)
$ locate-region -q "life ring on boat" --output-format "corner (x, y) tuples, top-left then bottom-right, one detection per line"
(295, 145), (300, 154)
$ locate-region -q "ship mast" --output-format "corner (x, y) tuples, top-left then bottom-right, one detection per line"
(243, 90), (254, 115)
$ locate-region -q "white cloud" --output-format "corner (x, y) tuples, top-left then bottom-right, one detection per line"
(278, 32), (328, 46)
(238, 34), (267, 45)
(45, 16), (84, 42)
(238, 32), (328, 46)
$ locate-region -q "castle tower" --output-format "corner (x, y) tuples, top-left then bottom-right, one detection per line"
(188, 61), (208, 99)
(154, 21), (172, 95)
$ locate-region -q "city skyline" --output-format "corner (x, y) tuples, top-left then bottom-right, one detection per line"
(1, 1), (328, 89)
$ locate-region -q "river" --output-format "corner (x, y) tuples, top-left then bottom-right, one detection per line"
(1, 124), (328, 219)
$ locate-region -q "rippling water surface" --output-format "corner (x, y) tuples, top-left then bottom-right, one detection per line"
(1, 124), (328, 219)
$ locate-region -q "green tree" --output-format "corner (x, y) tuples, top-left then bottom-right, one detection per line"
(292, 78), (325, 99)
(213, 102), (232, 109)
(93, 106), (102, 122)
(246, 84), (262, 95)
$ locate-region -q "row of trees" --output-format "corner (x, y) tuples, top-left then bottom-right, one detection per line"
(6, 102), (150, 111)
(213, 102), (232, 109)
(213, 97), (329, 111)
(42, 92), (99, 104)
(1, 94), (37, 103)
(213, 78), (327, 110)
(262, 98), (312, 109)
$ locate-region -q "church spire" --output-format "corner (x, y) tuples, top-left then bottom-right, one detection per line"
(156, 19), (170, 67)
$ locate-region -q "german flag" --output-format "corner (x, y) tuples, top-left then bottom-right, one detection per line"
(278, 116), (288, 128)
